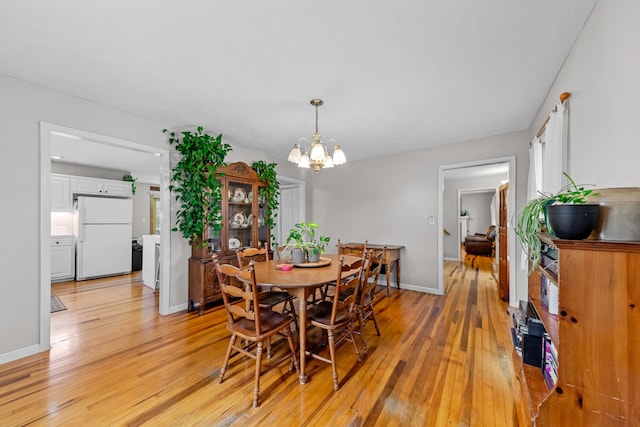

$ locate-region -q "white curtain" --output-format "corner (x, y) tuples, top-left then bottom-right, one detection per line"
(540, 101), (566, 194)
(522, 100), (567, 270)
(528, 136), (543, 201)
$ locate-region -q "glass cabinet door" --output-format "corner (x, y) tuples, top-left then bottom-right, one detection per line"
(227, 180), (254, 250)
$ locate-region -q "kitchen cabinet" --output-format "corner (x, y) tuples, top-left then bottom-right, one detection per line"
(50, 174), (72, 211)
(51, 235), (75, 282)
(188, 162), (271, 314)
(70, 176), (132, 197)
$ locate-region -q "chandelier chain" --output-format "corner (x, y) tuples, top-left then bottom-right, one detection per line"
(315, 104), (319, 135)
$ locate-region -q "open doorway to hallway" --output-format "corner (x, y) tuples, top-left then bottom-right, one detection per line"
(437, 156), (517, 306)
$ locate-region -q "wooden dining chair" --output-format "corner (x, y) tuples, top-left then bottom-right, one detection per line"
(236, 247), (298, 333)
(213, 256), (299, 409)
(353, 247), (386, 355)
(306, 254), (364, 390)
(320, 240), (368, 301)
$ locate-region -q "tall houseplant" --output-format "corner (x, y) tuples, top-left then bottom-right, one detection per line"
(163, 126), (232, 244)
(515, 173), (598, 274)
(251, 160), (279, 247)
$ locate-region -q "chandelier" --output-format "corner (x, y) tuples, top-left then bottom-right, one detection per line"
(287, 99), (346, 174)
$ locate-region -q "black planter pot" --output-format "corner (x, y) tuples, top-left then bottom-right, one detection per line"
(546, 204), (600, 240)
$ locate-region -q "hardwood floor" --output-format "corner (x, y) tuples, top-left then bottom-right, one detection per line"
(0, 255), (524, 426)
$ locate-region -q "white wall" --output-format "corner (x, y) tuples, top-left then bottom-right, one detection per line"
(532, 0), (640, 187)
(306, 130), (529, 292)
(462, 192), (494, 235)
(517, 0), (640, 292)
(132, 182), (156, 240)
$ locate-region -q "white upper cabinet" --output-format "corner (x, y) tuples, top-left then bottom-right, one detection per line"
(51, 174), (72, 211)
(70, 176), (132, 197)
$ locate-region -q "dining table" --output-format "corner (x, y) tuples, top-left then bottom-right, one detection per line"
(250, 253), (360, 384)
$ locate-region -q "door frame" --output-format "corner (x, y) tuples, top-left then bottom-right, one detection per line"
(274, 175), (306, 246)
(40, 122), (171, 351)
(437, 156), (516, 304)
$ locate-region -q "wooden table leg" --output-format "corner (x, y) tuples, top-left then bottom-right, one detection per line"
(297, 293), (308, 384)
(385, 264), (391, 297)
(384, 259), (401, 296)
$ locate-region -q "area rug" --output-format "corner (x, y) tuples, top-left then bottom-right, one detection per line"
(51, 296), (67, 313)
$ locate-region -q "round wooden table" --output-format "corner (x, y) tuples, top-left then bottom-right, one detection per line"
(251, 253), (360, 384)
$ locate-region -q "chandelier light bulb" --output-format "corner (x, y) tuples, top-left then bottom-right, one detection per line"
(310, 140), (325, 162)
(333, 145), (346, 165)
(287, 143), (302, 163)
(298, 153), (310, 168)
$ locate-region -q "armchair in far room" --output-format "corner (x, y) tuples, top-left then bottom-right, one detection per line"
(464, 225), (496, 256)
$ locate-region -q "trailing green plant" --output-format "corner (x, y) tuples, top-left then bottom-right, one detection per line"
(163, 126), (232, 244)
(251, 160), (279, 246)
(122, 172), (137, 195)
(515, 172), (597, 274)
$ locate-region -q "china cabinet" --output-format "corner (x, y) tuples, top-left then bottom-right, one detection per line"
(188, 162), (270, 313)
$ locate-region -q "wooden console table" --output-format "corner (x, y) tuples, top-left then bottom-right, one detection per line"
(345, 243), (404, 296)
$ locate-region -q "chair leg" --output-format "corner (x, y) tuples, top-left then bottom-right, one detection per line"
(327, 330), (339, 391)
(357, 309), (368, 356)
(285, 325), (299, 373)
(286, 299), (299, 333)
(253, 341), (263, 408)
(219, 335), (236, 383)
(266, 337), (272, 359)
(349, 323), (363, 363)
(368, 307), (381, 336)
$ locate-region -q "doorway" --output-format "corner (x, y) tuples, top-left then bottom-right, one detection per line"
(274, 175), (306, 247)
(458, 188), (497, 260)
(39, 122), (171, 352)
(437, 156), (516, 306)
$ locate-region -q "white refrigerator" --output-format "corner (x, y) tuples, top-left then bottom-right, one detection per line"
(75, 196), (133, 280)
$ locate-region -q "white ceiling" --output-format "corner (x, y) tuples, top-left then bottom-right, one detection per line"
(1, 1), (597, 174)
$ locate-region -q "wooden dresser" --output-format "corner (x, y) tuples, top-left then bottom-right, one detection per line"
(516, 236), (640, 426)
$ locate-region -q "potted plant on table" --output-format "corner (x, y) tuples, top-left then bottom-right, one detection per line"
(284, 225), (308, 264)
(284, 222), (330, 264)
(515, 172), (599, 274)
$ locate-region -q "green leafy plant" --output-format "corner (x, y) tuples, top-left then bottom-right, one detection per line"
(460, 209), (468, 217)
(122, 172), (137, 195)
(311, 234), (331, 255)
(163, 126), (232, 244)
(251, 160), (279, 246)
(515, 172), (597, 274)
(284, 222), (330, 255)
